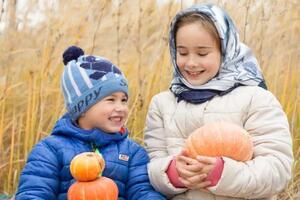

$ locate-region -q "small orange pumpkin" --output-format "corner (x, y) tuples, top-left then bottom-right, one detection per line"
(185, 122), (253, 161)
(70, 152), (105, 181)
(68, 176), (118, 200)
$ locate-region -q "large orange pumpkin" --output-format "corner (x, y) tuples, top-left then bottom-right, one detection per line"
(68, 176), (118, 200)
(70, 152), (105, 181)
(185, 122), (253, 161)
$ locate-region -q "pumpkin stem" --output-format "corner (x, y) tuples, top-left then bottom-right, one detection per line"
(91, 143), (104, 177)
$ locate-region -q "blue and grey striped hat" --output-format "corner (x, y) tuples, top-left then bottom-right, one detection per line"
(61, 46), (128, 121)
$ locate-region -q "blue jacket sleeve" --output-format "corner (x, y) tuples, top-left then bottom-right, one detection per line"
(126, 143), (166, 200)
(15, 139), (60, 200)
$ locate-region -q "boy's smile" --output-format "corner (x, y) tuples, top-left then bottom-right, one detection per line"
(109, 114), (126, 127)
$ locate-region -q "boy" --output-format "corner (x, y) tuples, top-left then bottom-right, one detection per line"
(15, 46), (165, 200)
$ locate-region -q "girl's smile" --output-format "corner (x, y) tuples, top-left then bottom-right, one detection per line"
(183, 68), (206, 79)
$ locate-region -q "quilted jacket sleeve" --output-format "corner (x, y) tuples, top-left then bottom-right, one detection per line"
(126, 141), (166, 200)
(144, 95), (187, 198)
(208, 88), (294, 199)
(15, 139), (60, 200)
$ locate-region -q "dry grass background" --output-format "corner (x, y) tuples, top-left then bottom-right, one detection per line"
(0, 0), (299, 199)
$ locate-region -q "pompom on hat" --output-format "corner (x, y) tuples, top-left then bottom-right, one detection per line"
(61, 46), (128, 121)
(62, 46), (84, 65)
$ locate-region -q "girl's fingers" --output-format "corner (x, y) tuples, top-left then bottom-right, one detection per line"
(192, 180), (212, 189)
(202, 164), (216, 174)
(186, 173), (207, 183)
(176, 156), (203, 176)
(177, 166), (196, 178)
(176, 163), (203, 178)
(176, 160), (202, 178)
(196, 156), (217, 165)
(196, 156), (218, 174)
(178, 173), (210, 189)
(177, 155), (199, 165)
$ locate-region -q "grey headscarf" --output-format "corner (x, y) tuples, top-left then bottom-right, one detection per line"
(169, 4), (266, 103)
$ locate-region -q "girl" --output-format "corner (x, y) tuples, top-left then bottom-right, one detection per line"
(144, 4), (293, 200)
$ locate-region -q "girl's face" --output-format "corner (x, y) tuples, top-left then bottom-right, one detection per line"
(176, 22), (221, 86)
(78, 92), (128, 132)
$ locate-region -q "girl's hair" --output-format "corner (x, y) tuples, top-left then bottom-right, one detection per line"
(174, 12), (221, 48)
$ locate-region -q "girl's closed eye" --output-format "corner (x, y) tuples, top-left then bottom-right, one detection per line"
(177, 51), (188, 56)
(179, 53), (187, 56)
(198, 52), (208, 56)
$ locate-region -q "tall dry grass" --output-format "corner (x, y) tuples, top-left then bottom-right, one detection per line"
(0, 0), (299, 198)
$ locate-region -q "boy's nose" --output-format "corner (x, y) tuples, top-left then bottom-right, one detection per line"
(115, 103), (127, 112)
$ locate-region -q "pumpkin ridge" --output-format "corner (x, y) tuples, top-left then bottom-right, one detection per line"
(185, 122), (253, 161)
(187, 135), (199, 158)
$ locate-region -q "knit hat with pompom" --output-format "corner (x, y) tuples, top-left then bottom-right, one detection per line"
(61, 46), (128, 121)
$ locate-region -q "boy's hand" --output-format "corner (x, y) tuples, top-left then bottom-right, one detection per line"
(175, 151), (211, 189)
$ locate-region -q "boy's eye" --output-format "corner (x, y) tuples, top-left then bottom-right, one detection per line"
(106, 98), (115, 101)
(122, 98), (128, 103)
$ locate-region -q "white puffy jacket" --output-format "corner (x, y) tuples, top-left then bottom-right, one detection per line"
(144, 86), (293, 200)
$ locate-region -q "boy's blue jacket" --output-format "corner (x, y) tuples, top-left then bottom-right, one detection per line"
(15, 114), (165, 200)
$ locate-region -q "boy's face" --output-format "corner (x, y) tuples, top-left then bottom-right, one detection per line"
(78, 92), (128, 132)
(176, 22), (221, 86)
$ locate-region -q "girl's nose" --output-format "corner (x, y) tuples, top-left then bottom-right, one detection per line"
(186, 56), (197, 68)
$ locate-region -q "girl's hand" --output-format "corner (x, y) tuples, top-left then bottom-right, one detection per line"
(175, 151), (211, 189)
(196, 156), (217, 174)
